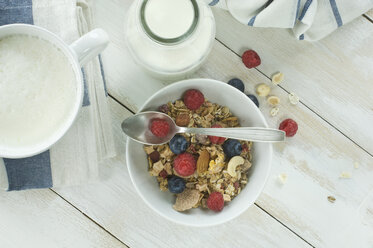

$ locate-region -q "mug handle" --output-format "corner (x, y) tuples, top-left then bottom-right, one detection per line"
(70, 28), (109, 66)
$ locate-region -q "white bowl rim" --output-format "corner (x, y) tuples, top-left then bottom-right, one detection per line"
(126, 78), (272, 226)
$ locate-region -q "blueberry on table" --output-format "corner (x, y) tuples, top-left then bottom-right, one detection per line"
(168, 176), (186, 194)
(223, 139), (242, 158)
(169, 135), (188, 154)
(246, 94), (259, 107)
(228, 78), (245, 92)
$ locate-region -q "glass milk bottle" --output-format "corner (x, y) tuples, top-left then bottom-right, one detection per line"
(126, 0), (216, 79)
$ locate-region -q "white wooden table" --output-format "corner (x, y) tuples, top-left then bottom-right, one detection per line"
(1, 1), (372, 247)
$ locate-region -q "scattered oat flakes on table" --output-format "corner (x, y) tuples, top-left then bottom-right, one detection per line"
(278, 173), (288, 184)
(339, 172), (351, 179)
(288, 92), (299, 105)
(327, 196), (336, 203)
(256, 84), (271, 97)
(272, 72), (284, 85)
(270, 107), (280, 117)
(267, 95), (280, 106)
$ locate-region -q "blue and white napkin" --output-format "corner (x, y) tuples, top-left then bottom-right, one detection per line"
(0, 0), (115, 191)
(207, 0), (373, 41)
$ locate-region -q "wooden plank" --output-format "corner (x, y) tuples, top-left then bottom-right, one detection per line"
(364, 9), (373, 21)
(80, 0), (372, 246)
(211, 8), (373, 155)
(53, 98), (312, 248)
(194, 41), (373, 248)
(0, 189), (127, 248)
(91, 7), (373, 245)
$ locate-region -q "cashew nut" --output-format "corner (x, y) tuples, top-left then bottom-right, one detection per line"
(227, 156), (245, 177)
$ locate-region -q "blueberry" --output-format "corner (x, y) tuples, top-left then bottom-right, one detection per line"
(247, 94), (259, 107)
(228, 78), (245, 92)
(168, 176), (186, 194)
(223, 139), (242, 158)
(169, 135), (188, 154)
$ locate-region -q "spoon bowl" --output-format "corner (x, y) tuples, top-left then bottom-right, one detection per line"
(121, 111), (177, 145)
(122, 111), (285, 145)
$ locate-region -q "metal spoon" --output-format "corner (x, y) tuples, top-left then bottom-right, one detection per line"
(121, 111), (285, 145)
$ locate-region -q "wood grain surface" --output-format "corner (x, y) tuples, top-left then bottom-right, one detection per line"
(53, 98), (312, 248)
(0, 189), (127, 248)
(0, 1), (372, 248)
(212, 8), (373, 155)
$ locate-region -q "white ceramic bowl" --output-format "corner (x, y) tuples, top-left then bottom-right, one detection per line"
(126, 78), (272, 226)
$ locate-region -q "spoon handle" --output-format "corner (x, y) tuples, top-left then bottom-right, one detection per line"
(178, 127), (285, 142)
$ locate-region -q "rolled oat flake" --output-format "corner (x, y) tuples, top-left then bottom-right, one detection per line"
(288, 92), (299, 105)
(270, 107), (279, 117)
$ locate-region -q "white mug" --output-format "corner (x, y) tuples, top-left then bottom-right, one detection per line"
(0, 24), (109, 158)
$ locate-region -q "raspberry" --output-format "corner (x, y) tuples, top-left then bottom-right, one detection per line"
(183, 89), (205, 110)
(279, 118), (298, 137)
(173, 153), (196, 177)
(207, 192), (224, 212)
(150, 119), (170, 137)
(159, 169), (168, 179)
(242, 50), (261, 69)
(208, 124), (226, 144)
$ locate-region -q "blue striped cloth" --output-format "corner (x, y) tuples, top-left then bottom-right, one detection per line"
(206, 0), (373, 41)
(0, 0), (115, 191)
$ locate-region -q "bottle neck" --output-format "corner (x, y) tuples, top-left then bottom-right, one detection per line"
(140, 0), (199, 45)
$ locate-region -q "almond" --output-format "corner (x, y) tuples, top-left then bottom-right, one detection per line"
(197, 150), (210, 174)
(175, 113), (190, 127)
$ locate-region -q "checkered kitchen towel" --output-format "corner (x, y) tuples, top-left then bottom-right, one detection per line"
(0, 0), (115, 190)
(207, 0), (373, 41)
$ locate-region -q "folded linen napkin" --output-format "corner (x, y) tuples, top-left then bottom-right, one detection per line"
(207, 0), (373, 41)
(0, 0), (115, 191)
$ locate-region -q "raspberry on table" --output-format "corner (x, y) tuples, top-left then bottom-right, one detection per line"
(207, 192), (224, 212)
(279, 118), (298, 137)
(173, 153), (196, 177)
(183, 89), (205, 110)
(208, 124), (226, 144)
(242, 50), (261, 69)
(150, 118), (170, 137)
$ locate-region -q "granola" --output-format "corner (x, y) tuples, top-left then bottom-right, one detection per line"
(144, 97), (252, 212)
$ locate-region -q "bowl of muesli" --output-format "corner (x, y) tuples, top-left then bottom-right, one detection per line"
(126, 78), (272, 226)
